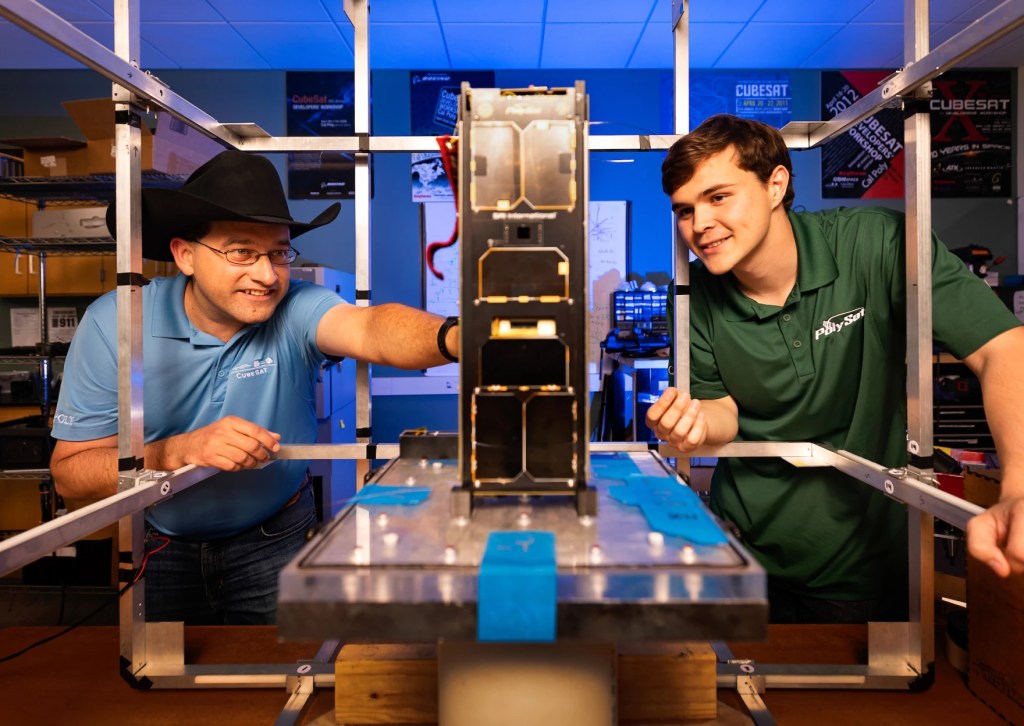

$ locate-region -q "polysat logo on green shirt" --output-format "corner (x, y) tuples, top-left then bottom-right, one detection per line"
(814, 307), (866, 341)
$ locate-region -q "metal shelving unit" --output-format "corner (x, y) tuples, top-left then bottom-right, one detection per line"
(0, 173), (185, 205)
(0, 0), (1018, 723)
(0, 236), (114, 255)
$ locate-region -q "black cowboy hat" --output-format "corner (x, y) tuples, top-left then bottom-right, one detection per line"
(105, 149), (341, 262)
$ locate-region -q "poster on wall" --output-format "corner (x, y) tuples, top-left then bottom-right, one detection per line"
(821, 69), (1012, 199)
(286, 71), (356, 200)
(821, 70), (905, 199)
(690, 71), (792, 129)
(410, 71), (494, 202)
(929, 69), (1012, 198)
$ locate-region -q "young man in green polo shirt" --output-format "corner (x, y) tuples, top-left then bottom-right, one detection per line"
(647, 114), (1024, 623)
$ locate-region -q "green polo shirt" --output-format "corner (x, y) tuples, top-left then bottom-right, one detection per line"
(690, 206), (1020, 602)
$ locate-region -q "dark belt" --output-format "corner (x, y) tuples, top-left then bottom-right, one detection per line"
(281, 474), (312, 511)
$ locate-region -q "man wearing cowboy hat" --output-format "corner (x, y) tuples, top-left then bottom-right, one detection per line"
(48, 150), (460, 624)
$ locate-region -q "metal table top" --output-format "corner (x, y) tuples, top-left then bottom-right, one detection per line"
(277, 451), (767, 642)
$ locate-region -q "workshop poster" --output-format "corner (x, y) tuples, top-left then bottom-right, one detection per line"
(930, 69), (1012, 198)
(410, 71), (494, 202)
(821, 70), (905, 199)
(690, 71), (792, 128)
(286, 71), (356, 200)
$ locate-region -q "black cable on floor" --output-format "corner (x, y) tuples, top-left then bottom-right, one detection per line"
(0, 580), (129, 664)
(0, 536), (169, 664)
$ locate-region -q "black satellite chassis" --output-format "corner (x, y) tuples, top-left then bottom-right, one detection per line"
(454, 82), (594, 516)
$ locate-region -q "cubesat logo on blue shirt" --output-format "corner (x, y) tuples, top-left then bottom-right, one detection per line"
(232, 357), (276, 380)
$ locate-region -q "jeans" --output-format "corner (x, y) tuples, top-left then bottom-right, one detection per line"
(768, 579), (908, 625)
(142, 484), (317, 625)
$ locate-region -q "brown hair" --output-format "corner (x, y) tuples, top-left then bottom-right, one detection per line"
(661, 114), (795, 210)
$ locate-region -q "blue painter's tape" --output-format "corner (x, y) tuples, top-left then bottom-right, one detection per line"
(478, 531), (556, 642)
(349, 483), (431, 507)
(630, 476), (727, 545)
(600, 453), (727, 546)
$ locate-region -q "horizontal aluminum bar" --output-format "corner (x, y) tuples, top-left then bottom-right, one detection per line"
(718, 663), (919, 689)
(660, 441), (819, 459)
(590, 442), (654, 452)
(142, 668), (335, 690)
(236, 134), (686, 153)
(273, 443), (400, 460)
(808, 445), (982, 529)
(273, 441), (820, 461)
(781, 0), (1024, 148)
(0, 0), (240, 147)
(0, 465), (213, 577)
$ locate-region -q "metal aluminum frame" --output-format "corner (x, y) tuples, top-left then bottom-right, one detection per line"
(0, 0), (1018, 722)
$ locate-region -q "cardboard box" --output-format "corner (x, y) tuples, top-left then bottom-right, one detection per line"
(0, 478), (46, 532)
(968, 555), (1024, 725)
(32, 206), (108, 237)
(963, 466), (1001, 508)
(4, 99), (224, 177)
(963, 467), (1024, 724)
(6, 136), (88, 176)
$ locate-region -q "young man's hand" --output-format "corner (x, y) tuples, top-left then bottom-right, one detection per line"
(646, 387), (709, 453)
(967, 486), (1024, 578)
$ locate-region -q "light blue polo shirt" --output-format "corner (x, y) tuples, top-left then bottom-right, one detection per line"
(52, 273), (344, 539)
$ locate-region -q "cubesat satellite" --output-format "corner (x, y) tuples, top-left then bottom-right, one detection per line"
(455, 82), (595, 516)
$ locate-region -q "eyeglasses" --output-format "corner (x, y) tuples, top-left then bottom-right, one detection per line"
(189, 238), (299, 267)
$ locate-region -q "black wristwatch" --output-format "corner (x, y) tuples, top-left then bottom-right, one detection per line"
(437, 316), (459, 362)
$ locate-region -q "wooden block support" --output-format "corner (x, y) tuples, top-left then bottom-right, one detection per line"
(335, 641), (717, 725)
(336, 644), (438, 725)
(618, 641), (718, 723)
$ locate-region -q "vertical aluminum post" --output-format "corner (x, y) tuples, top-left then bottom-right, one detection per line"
(902, 0), (936, 675)
(36, 252), (50, 417)
(345, 0), (372, 487)
(111, 0), (150, 679)
(671, 1), (691, 475)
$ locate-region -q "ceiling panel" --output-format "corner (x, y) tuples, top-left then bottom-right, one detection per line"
(38, 0), (110, 22)
(433, 0), (545, 24)
(356, 0), (437, 23)
(139, 1), (224, 23)
(444, 23), (541, 68)
(206, 0), (330, 23)
(629, 21), (671, 68)
(76, 0), (227, 22)
(963, 26), (1024, 66)
(0, 22), (85, 68)
(689, 23), (748, 68)
(716, 23), (844, 68)
(931, 21), (971, 47)
(854, 0), (985, 23)
(801, 23), (902, 69)
(232, 23), (351, 69)
(880, 19), (1023, 67)
(142, 22), (271, 68)
(629, 21), (749, 69)
(370, 23), (448, 69)
(545, 0), (657, 24)
(541, 23), (645, 69)
(688, 0), (769, 23)
(950, 0), (1008, 22)
(0, 1), (1021, 71)
(752, 0), (874, 23)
